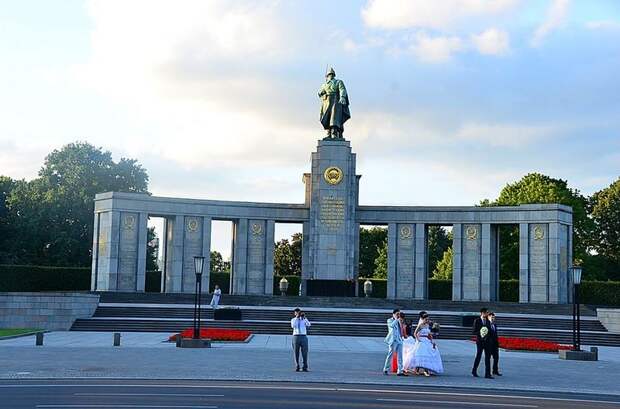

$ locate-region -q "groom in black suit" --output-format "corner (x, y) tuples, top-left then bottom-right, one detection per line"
(488, 312), (502, 376)
(472, 307), (493, 379)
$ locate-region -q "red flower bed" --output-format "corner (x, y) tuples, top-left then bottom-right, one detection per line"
(169, 328), (251, 342)
(499, 337), (571, 352)
(470, 336), (571, 352)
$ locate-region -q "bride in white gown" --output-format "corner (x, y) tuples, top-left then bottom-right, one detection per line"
(403, 315), (444, 376)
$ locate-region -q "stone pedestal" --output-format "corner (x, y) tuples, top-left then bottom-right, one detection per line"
(559, 347), (598, 361)
(301, 139), (360, 294)
(176, 338), (212, 348)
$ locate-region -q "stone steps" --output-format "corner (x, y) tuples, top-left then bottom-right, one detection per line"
(72, 299), (620, 346)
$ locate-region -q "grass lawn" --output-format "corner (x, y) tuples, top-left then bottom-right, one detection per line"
(0, 329), (39, 337)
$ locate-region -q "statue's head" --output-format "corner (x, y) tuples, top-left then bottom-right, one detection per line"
(325, 67), (336, 80)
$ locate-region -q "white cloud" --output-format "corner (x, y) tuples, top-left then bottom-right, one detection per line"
(361, 0), (518, 30)
(471, 28), (510, 55)
(530, 0), (570, 47)
(454, 122), (559, 147)
(410, 32), (465, 62)
(586, 20), (620, 31)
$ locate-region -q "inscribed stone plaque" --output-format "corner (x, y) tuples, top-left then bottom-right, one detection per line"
(396, 223), (415, 299)
(529, 223), (548, 302)
(462, 224), (481, 300)
(247, 220), (266, 294)
(118, 212), (139, 290)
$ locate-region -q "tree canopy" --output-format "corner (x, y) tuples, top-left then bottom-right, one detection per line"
(0, 142), (149, 266)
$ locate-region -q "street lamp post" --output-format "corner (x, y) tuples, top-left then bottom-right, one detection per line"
(572, 265), (583, 352)
(193, 256), (205, 340)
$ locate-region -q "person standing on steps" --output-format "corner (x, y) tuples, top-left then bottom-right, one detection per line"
(291, 308), (311, 372)
(209, 285), (222, 309)
(488, 312), (502, 376)
(472, 307), (493, 379)
(383, 309), (406, 376)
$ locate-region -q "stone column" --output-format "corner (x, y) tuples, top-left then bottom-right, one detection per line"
(305, 139), (359, 286)
(164, 215), (184, 293)
(135, 212), (148, 292)
(116, 212), (140, 291)
(549, 223), (570, 304)
(480, 224), (498, 301)
(452, 223), (463, 301)
(388, 223), (416, 299)
(413, 224), (427, 300)
(519, 223), (530, 302)
(264, 220), (275, 295)
(521, 223), (550, 303)
(231, 218), (248, 295)
(247, 219), (267, 295)
(202, 216), (212, 291)
(181, 216), (207, 294)
(386, 223), (397, 299)
(231, 218), (272, 295)
(91, 212), (100, 291)
(453, 223), (482, 301)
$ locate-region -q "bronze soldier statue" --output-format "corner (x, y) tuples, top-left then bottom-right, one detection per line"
(318, 67), (350, 139)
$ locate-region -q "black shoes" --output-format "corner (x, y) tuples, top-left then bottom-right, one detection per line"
(295, 367), (300, 372)
(472, 371), (479, 377)
(302, 368), (309, 372)
(485, 375), (494, 379)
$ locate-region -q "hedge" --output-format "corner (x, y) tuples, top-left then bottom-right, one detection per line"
(146, 271), (231, 293)
(2, 264), (619, 306)
(580, 280), (620, 306)
(0, 264), (90, 292)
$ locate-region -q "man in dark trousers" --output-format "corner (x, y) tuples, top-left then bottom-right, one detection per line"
(472, 307), (493, 379)
(488, 312), (502, 376)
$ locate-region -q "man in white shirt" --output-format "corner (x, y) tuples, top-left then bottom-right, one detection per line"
(291, 308), (311, 372)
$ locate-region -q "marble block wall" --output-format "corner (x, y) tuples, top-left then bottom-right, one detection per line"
(231, 218), (274, 295)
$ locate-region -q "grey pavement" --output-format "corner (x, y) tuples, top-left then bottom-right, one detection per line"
(1, 332), (619, 396)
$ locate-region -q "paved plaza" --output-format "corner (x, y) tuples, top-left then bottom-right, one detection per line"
(1, 332), (619, 396)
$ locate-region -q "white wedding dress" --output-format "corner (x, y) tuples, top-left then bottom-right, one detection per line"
(403, 326), (444, 374)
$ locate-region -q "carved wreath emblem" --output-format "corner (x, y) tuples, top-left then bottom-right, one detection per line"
(466, 225), (478, 240)
(323, 166), (343, 185)
(123, 215), (136, 230)
(533, 225), (545, 240)
(399, 225), (412, 239)
(187, 218), (198, 232)
(251, 223), (263, 235)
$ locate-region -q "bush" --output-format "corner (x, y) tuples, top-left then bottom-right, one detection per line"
(0, 264), (90, 291)
(580, 280), (620, 306)
(429, 279), (452, 300)
(145, 271), (161, 292)
(499, 279), (519, 302)
(274, 275), (301, 295)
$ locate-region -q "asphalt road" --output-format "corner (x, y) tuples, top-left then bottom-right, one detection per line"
(2, 380), (620, 409)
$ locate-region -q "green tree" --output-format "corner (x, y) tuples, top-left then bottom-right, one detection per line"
(482, 173), (593, 278)
(146, 226), (159, 271)
(210, 250), (228, 272)
(432, 247), (453, 280)
(591, 177), (620, 263)
(0, 176), (22, 263)
(373, 240), (388, 279)
(3, 142), (149, 266)
(427, 226), (452, 277)
(274, 233), (302, 276)
(587, 177), (620, 280)
(359, 226), (388, 278)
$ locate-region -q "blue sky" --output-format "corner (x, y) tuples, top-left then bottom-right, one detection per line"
(1, 0), (619, 256)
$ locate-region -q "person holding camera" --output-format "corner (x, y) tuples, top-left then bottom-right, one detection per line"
(291, 308), (311, 372)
